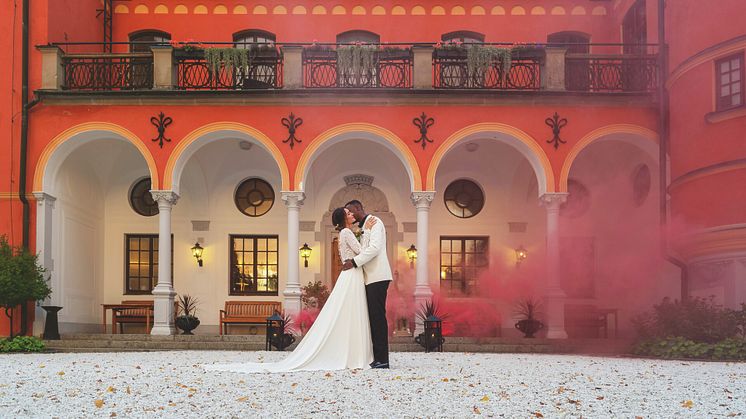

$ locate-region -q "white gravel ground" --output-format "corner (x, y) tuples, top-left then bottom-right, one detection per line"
(0, 351), (743, 418)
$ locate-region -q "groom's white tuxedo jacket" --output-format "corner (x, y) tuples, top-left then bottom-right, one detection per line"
(353, 214), (393, 285)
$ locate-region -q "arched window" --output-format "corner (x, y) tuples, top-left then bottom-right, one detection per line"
(441, 31), (485, 44)
(547, 31), (590, 54)
(129, 30), (171, 53)
(233, 29), (276, 47)
(336, 30), (380, 44)
(622, 0), (647, 54)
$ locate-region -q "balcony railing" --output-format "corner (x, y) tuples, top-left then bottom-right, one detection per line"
(433, 48), (542, 90)
(565, 53), (658, 93)
(302, 46), (413, 88)
(62, 53), (153, 90)
(175, 48), (283, 90)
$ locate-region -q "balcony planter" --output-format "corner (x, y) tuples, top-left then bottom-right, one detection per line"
(378, 48), (412, 61)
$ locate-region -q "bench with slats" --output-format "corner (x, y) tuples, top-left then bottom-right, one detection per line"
(219, 301), (282, 335)
(111, 300), (178, 333)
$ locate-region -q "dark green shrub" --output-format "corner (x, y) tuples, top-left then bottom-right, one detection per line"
(0, 336), (46, 353)
(633, 337), (746, 360)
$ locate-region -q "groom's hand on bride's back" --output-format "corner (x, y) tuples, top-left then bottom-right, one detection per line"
(341, 260), (354, 271)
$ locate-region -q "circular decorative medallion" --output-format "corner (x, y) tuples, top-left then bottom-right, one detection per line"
(235, 178), (275, 217)
(129, 178), (158, 217)
(444, 179), (484, 218)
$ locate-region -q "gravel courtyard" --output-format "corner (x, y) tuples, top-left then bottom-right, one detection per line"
(0, 351), (743, 418)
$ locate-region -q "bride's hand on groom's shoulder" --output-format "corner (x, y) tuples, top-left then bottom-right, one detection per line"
(364, 217), (377, 230)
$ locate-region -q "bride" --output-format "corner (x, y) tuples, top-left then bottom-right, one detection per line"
(206, 207), (373, 372)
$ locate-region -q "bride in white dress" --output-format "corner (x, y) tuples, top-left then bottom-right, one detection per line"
(206, 207), (373, 373)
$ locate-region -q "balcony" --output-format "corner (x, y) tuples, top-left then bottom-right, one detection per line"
(37, 42), (659, 95)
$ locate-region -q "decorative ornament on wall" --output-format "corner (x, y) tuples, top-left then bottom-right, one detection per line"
(545, 112), (567, 150)
(150, 112), (173, 148)
(281, 113), (303, 149)
(413, 112), (435, 150)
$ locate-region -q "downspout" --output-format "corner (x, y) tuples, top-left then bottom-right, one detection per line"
(657, 0), (688, 298)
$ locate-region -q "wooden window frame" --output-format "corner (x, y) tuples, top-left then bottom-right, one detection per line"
(439, 236), (489, 295)
(716, 53), (745, 112)
(229, 234), (280, 296)
(124, 234), (173, 295)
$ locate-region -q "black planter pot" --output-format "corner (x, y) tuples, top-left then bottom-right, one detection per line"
(515, 318), (544, 338)
(175, 316), (200, 335)
(415, 332), (445, 351)
(271, 333), (296, 351)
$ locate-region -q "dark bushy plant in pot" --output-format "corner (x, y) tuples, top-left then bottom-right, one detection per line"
(270, 311), (297, 351)
(414, 299), (447, 351)
(175, 294), (200, 335)
(514, 297), (544, 338)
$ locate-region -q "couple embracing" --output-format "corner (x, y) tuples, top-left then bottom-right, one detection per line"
(209, 200), (392, 373)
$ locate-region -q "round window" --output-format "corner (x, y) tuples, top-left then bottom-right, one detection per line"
(235, 178), (275, 217)
(444, 179), (484, 218)
(129, 178), (158, 217)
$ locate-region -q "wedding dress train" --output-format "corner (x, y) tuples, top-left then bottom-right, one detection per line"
(206, 227), (373, 373)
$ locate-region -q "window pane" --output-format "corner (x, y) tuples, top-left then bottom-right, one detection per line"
(465, 254), (475, 266)
(268, 253), (277, 264)
(452, 240), (461, 252)
(258, 239), (267, 251)
(733, 72), (741, 82)
(722, 73), (731, 84)
(732, 58), (741, 69)
(452, 253), (462, 266)
(734, 95), (742, 105)
(269, 239), (278, 251)
(721, 86), (731, 96)
(441, 240), (451, 252)
(234, 239), (243, 251)
(465, 240), (475, 252)
(721, 61), (731, 72)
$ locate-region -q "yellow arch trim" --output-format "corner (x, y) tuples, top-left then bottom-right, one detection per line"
(33, 122), (159, 192)
(295, 123), (421, 191)
(427, 123), (554, 192)
(559, 124), (658, 192)
(164, 122), (290, 191)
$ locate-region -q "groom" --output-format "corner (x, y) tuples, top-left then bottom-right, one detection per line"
(342, 200), (392, 369)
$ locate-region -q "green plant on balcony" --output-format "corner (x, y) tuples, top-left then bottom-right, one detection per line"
(204, 47), (251, 78)
(466, 45), (512, 80)
(337, 44), (378, 80)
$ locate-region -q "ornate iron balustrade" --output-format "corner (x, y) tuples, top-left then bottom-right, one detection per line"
(62, 53), (153, 90)
(565, 54), (658, 93)
(303, 47), (413, 88)
(433, 49), (542, 90)
(175, 48), (283, 90)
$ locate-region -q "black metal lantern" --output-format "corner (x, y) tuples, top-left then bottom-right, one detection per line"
(415, 314), (445, 353)
(265, 311), (295, 351)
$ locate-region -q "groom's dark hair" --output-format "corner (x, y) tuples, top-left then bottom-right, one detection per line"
(345, 200), (363, 209)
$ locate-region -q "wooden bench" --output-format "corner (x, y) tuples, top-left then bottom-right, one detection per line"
(103, 300), (178, 334)
(220, 301), (282, 335)
(564, 305), (618, 338)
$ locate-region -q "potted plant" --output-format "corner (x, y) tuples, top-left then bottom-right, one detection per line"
(175, 294), (200, 335)
(514, 297), (544, 338)
(414, 299), (448, 351)
(0, 235), (51, 339)
(270, 311), (296, 351)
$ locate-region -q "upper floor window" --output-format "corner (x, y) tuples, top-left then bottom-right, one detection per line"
(547, 32), (590, 54)
(716, 53), (744, 111)
(336, 30), (380, 44)
(129, 30), (171, 53)
(622, 0), (647, 54)
(233, 30), (276, 47)
(441, 31), (485, 44)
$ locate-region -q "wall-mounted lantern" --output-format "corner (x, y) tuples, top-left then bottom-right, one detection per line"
(406, 244), (418, 268)
(515, 245), (528, 267)
(191, 242), (204, 267)
(299, 243), (312, 268)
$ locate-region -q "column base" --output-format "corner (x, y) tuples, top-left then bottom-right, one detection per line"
(413, 285), (434, 335)
(151, 285), (176, 336)
(544, 291), (567, 340)
(283, 286), (303, 317)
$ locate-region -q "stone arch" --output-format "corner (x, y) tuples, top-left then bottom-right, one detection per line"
(559, 124), (659, 192)
(33, 122), (158, 194)
(164, 122), (290, 194)
(427, 123), (555, 195)
(295, 123), (421, 192)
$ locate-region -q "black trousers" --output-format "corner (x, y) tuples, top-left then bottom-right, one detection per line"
(365, 280), (390, 364)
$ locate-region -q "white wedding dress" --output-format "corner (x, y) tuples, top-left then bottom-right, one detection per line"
(206, 227), (373, 373)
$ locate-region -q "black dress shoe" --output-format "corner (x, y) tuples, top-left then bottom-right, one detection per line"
(370, 361), (389, 369)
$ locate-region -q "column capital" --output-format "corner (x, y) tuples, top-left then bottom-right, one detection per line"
(150, 190), (180, 207)
(539, 192), (569, 209)
(32, 192), (57, 208)
(281, 191), (306, 208)
(411, 191), (436, 209)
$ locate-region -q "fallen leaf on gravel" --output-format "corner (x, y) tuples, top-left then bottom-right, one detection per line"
(107, 386), (116, 393)
(556, 386), (565, 394)
(126, 386), (131, 395)
(473, 406), (481, 414)
(568, 399), (580, 405)
(596, 396), (604, 400)
(57, 371), (65, 376)
(392, 376), (402, 380)
(324, 373), (332, 378)
(168, 403), (176, 407)
(480, 395), (489, 402)
(533, 412), (544, 418)
(94, 399), (104, 408)
(291, 383), (298, 388)
(39, 365), (45, 368)
(681, 400), (693, 409)
(110, 413), (117, 417)
(442, 378), (449, 382)
(237, 397), (248, 402)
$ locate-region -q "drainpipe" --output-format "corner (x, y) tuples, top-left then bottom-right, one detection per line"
(657, 0), (688, 299)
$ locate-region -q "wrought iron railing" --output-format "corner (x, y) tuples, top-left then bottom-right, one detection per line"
(303, 46), (413, 88)
(433, 48), (542, 90)
(565, 54), (658, 93)
(175, 48), (283, 90)
(62, 53), (153, 90)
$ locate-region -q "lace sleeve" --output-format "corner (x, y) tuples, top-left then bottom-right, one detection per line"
(339, 228), (362, 260)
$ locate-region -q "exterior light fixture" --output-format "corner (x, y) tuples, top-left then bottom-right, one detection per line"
(406, 244), (418, 268)
(299, 243), (312, 268)
(191, 242), (204, 267)
(515, 245), (528, 267)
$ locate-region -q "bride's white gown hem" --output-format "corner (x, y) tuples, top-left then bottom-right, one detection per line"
(205, 227), (373, 373)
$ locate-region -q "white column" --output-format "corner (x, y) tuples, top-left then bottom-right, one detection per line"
(150, 190), (179, 335)
(281, 191), (305, 316)
(33, 192), (56, 335)
(540, 193), (569, 339)
(411, 191), (435, 334)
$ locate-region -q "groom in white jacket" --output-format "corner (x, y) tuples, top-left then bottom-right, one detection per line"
(342, 200), (392, 369)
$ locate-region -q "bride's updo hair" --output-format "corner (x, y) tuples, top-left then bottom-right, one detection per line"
(331, 207), (347, 232)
